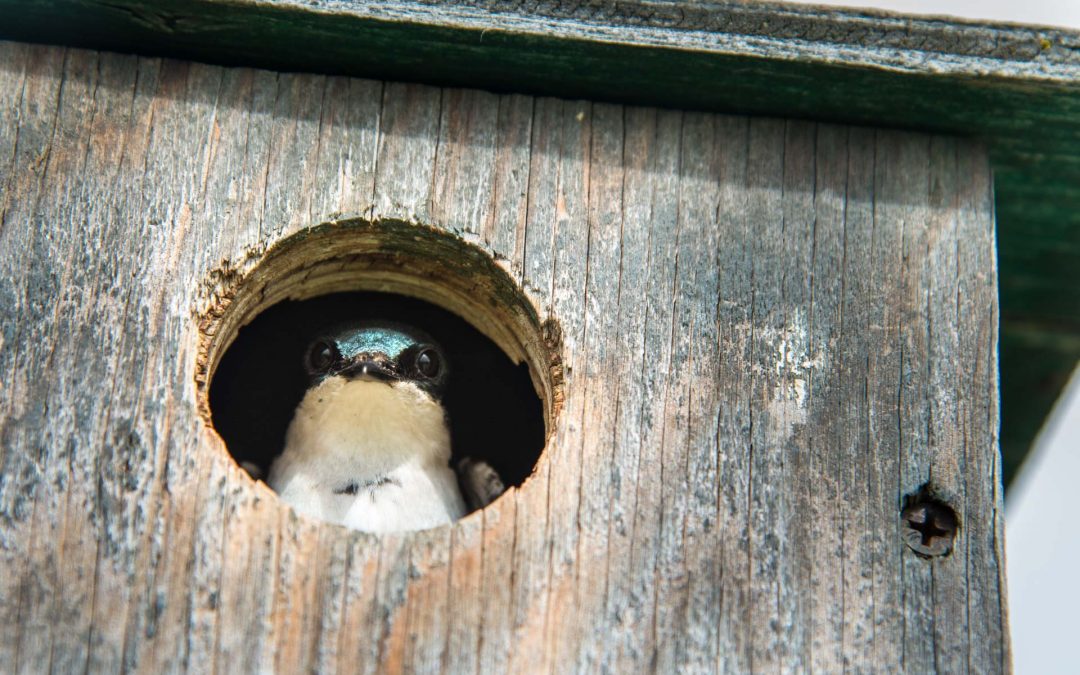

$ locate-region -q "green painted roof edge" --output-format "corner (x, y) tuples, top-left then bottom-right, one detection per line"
(3, 0), (1079, 483)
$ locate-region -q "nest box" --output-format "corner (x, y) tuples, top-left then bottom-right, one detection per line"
(4, 1), (1076, 672)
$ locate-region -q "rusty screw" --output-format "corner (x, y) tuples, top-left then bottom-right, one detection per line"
(901, 500), (958, 558)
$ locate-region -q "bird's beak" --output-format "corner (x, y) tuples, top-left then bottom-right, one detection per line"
(339, 353), (398, 382)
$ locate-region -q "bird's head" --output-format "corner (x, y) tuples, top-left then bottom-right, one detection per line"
(268, 320), (464, 531)
(302, 321), (449, 398)
(271, 320), (453, 500)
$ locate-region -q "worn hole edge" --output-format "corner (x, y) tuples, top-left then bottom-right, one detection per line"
(194, 217), (565, 491)
(900, 482), (962, 559)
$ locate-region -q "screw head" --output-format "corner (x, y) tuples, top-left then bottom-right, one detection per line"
(901, 501), (958, 558)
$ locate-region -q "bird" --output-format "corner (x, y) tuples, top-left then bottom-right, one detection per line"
(266, 320), (504, 533)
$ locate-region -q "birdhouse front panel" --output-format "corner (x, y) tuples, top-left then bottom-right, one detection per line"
(0, 42), (1006, 673)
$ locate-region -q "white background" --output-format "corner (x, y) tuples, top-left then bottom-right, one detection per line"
(781, 1), (1080, 672)
(1007, 367), (1080, 675)
(783, 0), (1080, 29)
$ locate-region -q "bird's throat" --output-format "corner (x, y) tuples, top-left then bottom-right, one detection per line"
(267, 377), (465, 532)
(281, 377), (450, 477)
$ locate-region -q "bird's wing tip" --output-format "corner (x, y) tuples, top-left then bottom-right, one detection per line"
(455, 457), (507, 511)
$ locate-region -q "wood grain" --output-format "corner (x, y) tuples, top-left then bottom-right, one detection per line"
(0, 0), (1076, 478)
(0, 42), (1007, 673)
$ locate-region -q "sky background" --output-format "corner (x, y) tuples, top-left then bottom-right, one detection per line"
(782, 2), (1080, 673)
(783, 0), (1080, 29)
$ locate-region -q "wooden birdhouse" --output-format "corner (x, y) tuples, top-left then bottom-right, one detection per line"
(3, 1), (1077, 672)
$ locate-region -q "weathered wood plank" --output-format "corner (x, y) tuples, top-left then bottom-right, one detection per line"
(776, 119), (818, 672)
(713, 114), (753, 674)
(334, 532), (382, 675)
(81, 53), (165, 675)
(14, 46), (103, 675)
(475, 495), (516, 674)
(119, 59), (228, 674)
(430, 88), (499, 239)
(836, 125), (879, 669)
(599, 104), (655, 672)
(893, 130), (936, 672)
(957, 144), (1009, 674)
(614, 107), (684, 671)
(428, 85), (503, 675)
(401, 529), (452, 674)
(534, 96), (590, 673)
(481, 94), (532, 274)
(0, 0), (1074, 493)
(372, 82), (441, 224)
(926, 135), (968, 675)
(308, 75), (382, 223)
(675, 112), (724, 673)
(804, 123), (850, 673)
(0, 42), (1007, 674)
(572, 100), (622, 672)
(745, 116), (789, 671)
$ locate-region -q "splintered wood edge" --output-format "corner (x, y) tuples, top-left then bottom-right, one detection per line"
(193, 218), (564, 446)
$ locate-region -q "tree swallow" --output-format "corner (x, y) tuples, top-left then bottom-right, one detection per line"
(267, 321), (503, 533)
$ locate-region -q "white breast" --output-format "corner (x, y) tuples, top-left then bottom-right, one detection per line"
(267, 377), (466, 532)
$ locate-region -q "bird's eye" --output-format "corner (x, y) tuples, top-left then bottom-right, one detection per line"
(306, 340), (339, 373)
(415, 348), (441, 378)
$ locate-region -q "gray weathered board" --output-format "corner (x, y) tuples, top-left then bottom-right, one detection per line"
(0, 41), (1006, 672)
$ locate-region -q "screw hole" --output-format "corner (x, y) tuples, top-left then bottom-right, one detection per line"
(901, 485), (959, 559)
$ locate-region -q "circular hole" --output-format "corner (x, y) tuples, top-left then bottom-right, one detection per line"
(901, 485), (960, 559)
(196, 219), (562, 530)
